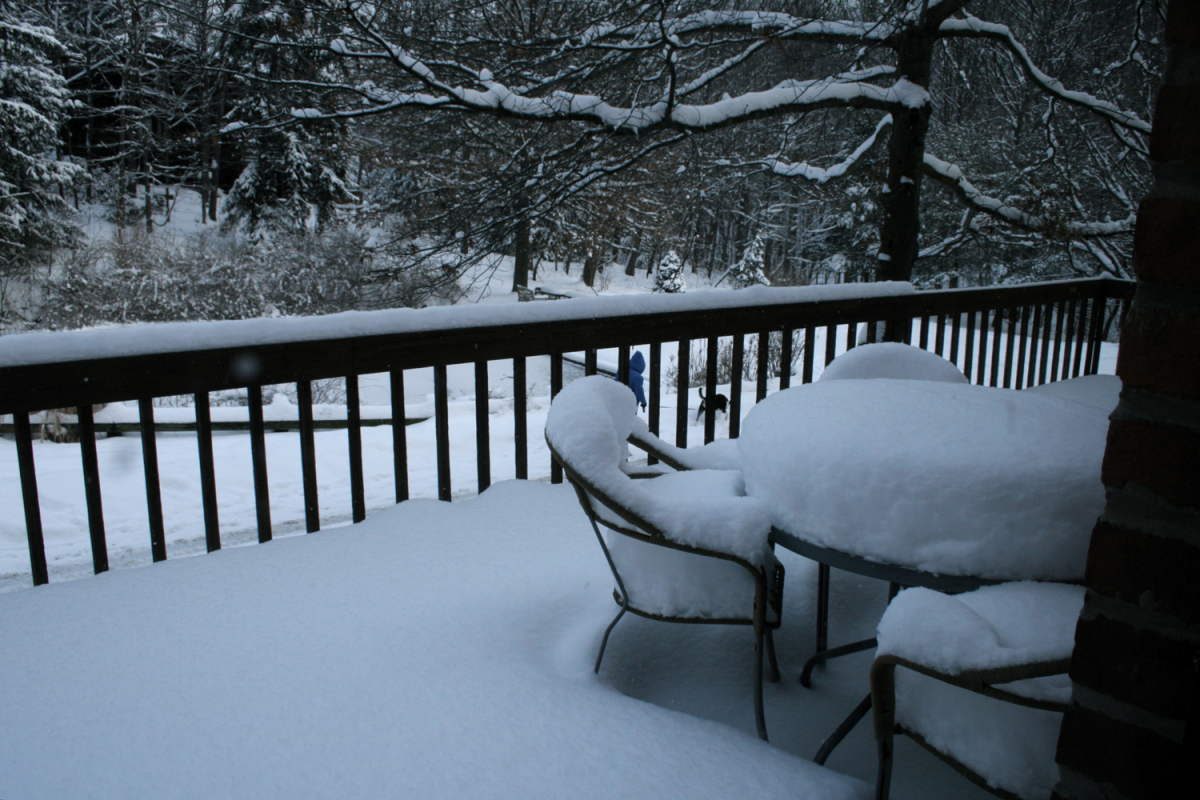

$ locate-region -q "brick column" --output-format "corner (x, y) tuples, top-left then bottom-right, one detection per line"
(1052, 2), (1199, 798)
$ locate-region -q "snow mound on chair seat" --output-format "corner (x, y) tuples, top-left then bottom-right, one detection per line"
(546, 377), (772, 564)
(819, 343), (968, 383)
(877, 583), (1085, 674)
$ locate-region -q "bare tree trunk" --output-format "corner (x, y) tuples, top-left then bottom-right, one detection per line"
(512, 202), (532, 292)
(624, 232), (642, 276)
(581, 241), (600, 288)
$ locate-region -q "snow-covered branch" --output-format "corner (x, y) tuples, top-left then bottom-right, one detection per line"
(755, 114), (893, 184)
(923, 153), (1136, 238)
(939, 14), (1152, 135)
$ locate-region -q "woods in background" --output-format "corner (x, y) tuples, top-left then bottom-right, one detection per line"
(0, 1), (1161, 331)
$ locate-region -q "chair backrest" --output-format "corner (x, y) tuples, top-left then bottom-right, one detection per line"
(545, 376), (771, 566)
(820, 342), (968, 383)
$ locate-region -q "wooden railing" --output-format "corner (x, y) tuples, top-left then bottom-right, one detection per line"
(0, 278), (1134, 587)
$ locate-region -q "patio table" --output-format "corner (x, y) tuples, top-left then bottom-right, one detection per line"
(736, 375), (1117, 760)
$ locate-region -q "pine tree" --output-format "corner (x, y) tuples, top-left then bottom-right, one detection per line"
(220, 2), (352, 236)
(727, 232), (771, 289)
(0, 8), (82, 274)
(653, 250), (686, 294)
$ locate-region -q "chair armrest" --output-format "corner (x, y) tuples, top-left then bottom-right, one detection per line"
(871, 654), (1072, 740)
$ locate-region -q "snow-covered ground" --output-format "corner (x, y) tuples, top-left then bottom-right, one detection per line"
(2, 478), (1005, 799)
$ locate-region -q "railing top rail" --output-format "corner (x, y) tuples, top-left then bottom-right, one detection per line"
(0, 277), (1132, 415)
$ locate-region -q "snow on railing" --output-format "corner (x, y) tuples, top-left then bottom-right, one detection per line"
(1, 278), (1133, 588)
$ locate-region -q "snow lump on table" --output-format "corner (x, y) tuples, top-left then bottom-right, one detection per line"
(738, 380), (1110, 580)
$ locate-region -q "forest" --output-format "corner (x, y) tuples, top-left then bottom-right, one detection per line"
(0, 0), (1161, 332)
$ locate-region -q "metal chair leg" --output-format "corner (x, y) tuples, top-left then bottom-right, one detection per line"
(765, 627), (781, 683)
(875, 734), (894, 800)
(594, 606), (627, 674)
(754, 629), (768, 741)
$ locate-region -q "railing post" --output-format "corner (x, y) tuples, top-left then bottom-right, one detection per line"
(247, 385), (272, 541)
(195, 391), (221, 551)
(297, 380), (320, 530)
(390, 369), (409, 502)
(704, 336), (718, 444)
(550, 352), (563, 483)
(77, 404), (108, 574)
(756, 331), (769, 402)
(513, 357), (528, 480)
(729, 334), (744, 439)
(347, 373), (366, 523)
(676, 339), (690, 448)
(13, 412), (48, 586)
(474, 359), (491, 494)
(647, 343), (661, 464)
(138, 398), (168, 560)
(434, 364), (452, 501)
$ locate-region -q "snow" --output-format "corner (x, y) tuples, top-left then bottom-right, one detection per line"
(876, 582), (1085, 674)
(817, 343), (968, 384)
(738, 379), (1115, 580)
(878, 583), (1085, 800)
(1024, 374), (1121, 413)
(768, 115), (892, 184)
(0, 281), (914, 368)
(893, 672), (1065, 800)
(544, 376), (772, 567)
(0, 481), (869, 800)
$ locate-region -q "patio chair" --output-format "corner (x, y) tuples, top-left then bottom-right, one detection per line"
(870, 582), (1085, 800)
(545, 376), (785, 741)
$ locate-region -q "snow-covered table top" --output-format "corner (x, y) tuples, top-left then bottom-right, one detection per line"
(738, 376), (1119, 581)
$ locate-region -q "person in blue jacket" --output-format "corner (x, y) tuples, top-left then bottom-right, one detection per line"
(622, 350), (647, 411)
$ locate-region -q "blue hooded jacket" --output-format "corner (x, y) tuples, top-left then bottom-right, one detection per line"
(623, 350), (647, 408)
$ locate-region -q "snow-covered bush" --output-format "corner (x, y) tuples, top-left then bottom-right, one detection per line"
(35, 229), (373, 329)
(726, 233), (771, 289)
(653, 250), (686, 293)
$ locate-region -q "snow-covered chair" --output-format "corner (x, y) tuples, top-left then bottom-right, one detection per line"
(545, 376), (784, 741)
(818, 342), (968, 384)
(870, 582), (1084, 800)
(626, 416), (743, 472)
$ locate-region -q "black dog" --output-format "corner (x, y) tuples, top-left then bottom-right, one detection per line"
(696, 388), (729, 422)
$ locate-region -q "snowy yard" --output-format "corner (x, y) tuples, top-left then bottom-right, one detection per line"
(1, 479), (1003, 799)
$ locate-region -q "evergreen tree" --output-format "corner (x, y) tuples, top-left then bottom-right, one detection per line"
(727, 232), (771, 289)
(0, 7), (82, 274)
(220, 2), (352, 235)
(653, 250), (686, 294)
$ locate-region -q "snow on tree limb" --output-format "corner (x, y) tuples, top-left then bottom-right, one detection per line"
(922, 153), (1135, 238)
(322, 63), (910, 133)
(757, 114), (893, 184)
(939, 14), (1151, 135)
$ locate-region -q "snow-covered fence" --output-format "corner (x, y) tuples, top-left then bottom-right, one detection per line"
(0, 277), (1133, 587)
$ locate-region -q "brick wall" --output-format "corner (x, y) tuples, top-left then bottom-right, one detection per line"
(1052, 2), (1200, 797)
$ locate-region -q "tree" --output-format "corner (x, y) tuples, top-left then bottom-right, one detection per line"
(218, 1), (354, 235)
(0, 4), (82, 276)
(653, 250), (686, 293)
(228, 0), (1153, 288)
(726, 231), (771, 289)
